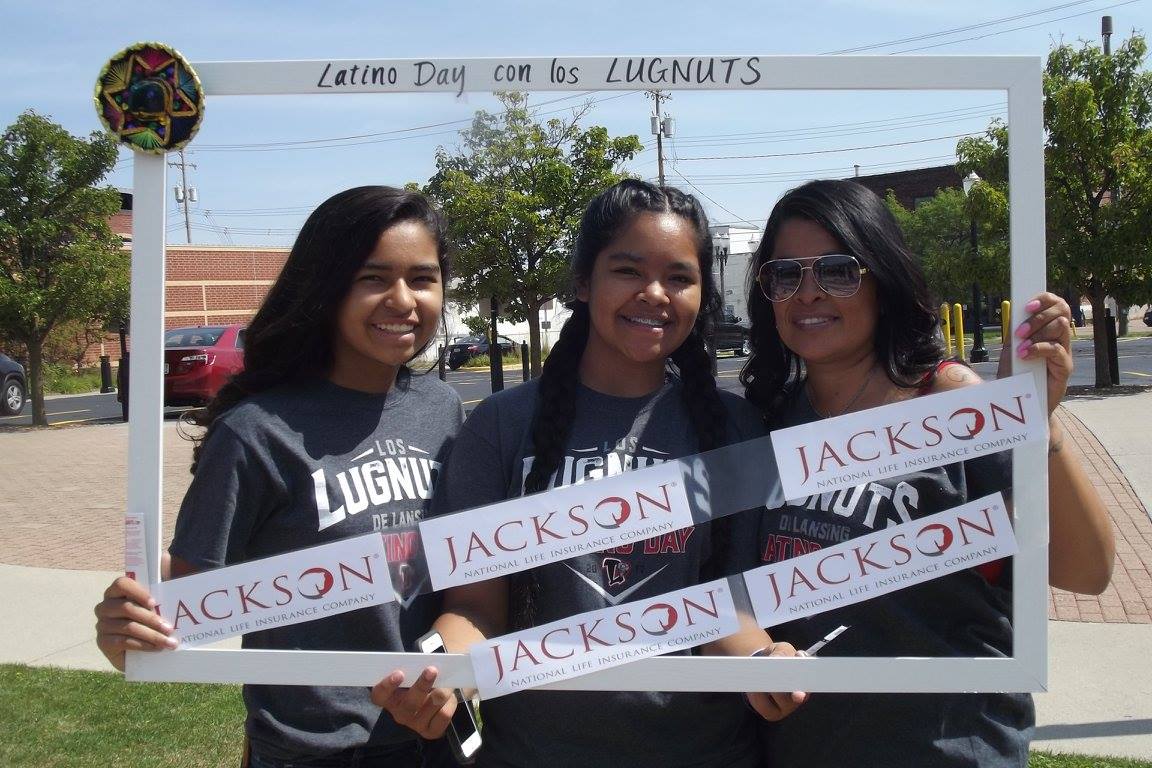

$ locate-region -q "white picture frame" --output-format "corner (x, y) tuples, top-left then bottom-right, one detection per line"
(125, 54), (1048, 693)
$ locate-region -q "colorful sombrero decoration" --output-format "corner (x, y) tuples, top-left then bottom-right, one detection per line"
(95, 42), (204, 154)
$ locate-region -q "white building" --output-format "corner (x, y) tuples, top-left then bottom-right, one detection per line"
(709, 225), (762, 323)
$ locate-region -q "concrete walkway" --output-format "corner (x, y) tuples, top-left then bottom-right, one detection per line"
(1, 390), (1151, 760)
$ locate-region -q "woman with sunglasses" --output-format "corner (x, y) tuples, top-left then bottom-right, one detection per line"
(737, 179), (1114, 767)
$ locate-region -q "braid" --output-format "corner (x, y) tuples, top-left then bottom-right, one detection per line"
(669, 331), (733, 579)
(511, 303), (589, 629)
(669, 330), (727, 453)
(523, 303), (589, 494)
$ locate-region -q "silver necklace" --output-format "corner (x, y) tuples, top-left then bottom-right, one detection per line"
(809, 366), (878, 419)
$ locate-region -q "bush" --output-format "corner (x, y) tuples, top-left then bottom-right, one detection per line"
(461, 352), (522, 369)
(39, 363), (103, 394)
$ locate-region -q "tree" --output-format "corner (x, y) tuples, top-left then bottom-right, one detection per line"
(957, 36), (1152, 387)
(1047, 35), (1152, 383)
(460, 315), (490, 337)
(419, 92), (643, 376)
(887, 184), (1009, 312)
(0, 111), (127, 424)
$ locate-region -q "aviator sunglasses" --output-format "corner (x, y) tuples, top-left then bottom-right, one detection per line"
(757, 254), (869, 302)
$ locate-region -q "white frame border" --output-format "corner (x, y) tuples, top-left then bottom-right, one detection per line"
(125, 54), (1048, 692)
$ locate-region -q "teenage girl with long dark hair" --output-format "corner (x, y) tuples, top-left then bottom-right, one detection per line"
(374, 179), (804, 767)
(94, 186), (463, 768)
(738, 179), (1114, 767)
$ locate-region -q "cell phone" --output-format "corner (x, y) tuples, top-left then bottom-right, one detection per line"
(802, 625), (849, 656)
(417, 630), (482, 765)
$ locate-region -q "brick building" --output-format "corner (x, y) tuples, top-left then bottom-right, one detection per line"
(849, 164), (963, 209)
(164, 246), (287, 328)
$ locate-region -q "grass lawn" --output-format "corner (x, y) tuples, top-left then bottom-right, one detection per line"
(0, 664), (244, 768)
(1, 663), (1148, 767)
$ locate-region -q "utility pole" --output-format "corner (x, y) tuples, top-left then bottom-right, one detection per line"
(168, 150), (197, 244)
(646, 91), (675, 186)
(1102, 15), (1113, 54)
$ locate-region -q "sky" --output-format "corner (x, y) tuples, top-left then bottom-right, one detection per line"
(2, 0), (1149, 246)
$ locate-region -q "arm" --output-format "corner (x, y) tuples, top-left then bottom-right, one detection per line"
(92, 553), (199, 671)
(702, 614), (807, 721)
(1004, 292), (1114, 593)
(371, 577), (509, 739)
(96, 418), (275, 671)
(991, 292), (1114, 593)
(372, 403), (513, 738)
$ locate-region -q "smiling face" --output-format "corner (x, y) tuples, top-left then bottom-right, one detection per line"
(329, 220), (443, 393)
(769, 217), (879, 370)
(576, 212), (702, 392)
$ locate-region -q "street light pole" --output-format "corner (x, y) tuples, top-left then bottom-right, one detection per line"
(962, 172), (989, 363)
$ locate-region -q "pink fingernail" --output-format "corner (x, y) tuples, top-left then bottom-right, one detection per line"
(159, 620), (173, 632)
(1025, 299), (1041, 312)
(1017, 340), (1033, 358)
(1014, 323), (1031, 339)
(164, 637), (179, 649)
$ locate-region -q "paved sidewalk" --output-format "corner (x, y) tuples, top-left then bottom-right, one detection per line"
(2, 390), (1151, 760)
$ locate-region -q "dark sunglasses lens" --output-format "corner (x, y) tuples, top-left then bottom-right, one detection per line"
(763, 261), (802, 301)
(814, 255), (862, 296)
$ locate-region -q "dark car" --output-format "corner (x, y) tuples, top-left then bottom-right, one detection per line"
(446, 334), (516, 370)
(162, 324), (246, 406)
(1, 353), (27, 416)
(714, 313), (751, 357)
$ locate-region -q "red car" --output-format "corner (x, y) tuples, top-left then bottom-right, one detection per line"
(163, 324), (246, 406)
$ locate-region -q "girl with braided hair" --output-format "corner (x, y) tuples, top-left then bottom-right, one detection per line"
(376, 179), (803, 767)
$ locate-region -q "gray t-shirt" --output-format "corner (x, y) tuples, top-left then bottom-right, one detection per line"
(733, 387), (1032, 768)
(436, 377), (764, 768)
(170, 369), (464, 762)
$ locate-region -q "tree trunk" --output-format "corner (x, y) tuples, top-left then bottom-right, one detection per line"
(527, 307), (543, 378)
(1117, 305), (1129, 336)
(1089, 290), (1110, 389)
(28, 338), (47, 426)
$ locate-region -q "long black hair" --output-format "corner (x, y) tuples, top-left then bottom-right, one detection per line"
(740, 179), (941, 417)
(514, 179), (729, 626)
(190, 186), (449, 472)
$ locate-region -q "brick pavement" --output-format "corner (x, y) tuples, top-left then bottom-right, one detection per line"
(2, 411), (1150, 623)
(1048, 407), (1152, 623)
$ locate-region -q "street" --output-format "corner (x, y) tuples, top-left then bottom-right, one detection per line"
(3, 335), (1150, 428)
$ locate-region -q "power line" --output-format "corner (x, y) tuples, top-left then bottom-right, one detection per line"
(672, 112), (1002, 150)
(674, 132), (982, 162)
(188, 91), (640, 154)
(889, 0), (1140, 54)
(825, 0), (1112, 53)
(671, 103), (1005, 144)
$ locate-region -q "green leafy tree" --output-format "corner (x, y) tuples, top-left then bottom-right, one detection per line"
(0, 111), (127, 424)
(459, 314), (491, 337)
(419, 92), (643, 376)
(960, 37), (1152, 386)
(887, 184), (1009, 312)
(1046, 36), (1152, 358)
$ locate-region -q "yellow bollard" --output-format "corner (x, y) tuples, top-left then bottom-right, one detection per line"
(954, 303), (966, 361)
(1001, 300), (1011, 344)
(940, 303), (953, 356)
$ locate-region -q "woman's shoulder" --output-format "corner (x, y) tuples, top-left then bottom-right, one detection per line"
(406, 369), (464, 406)
(717, 388), (769, 440)
(920, 360), (983, 395)
(465, 379), (539, 425)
